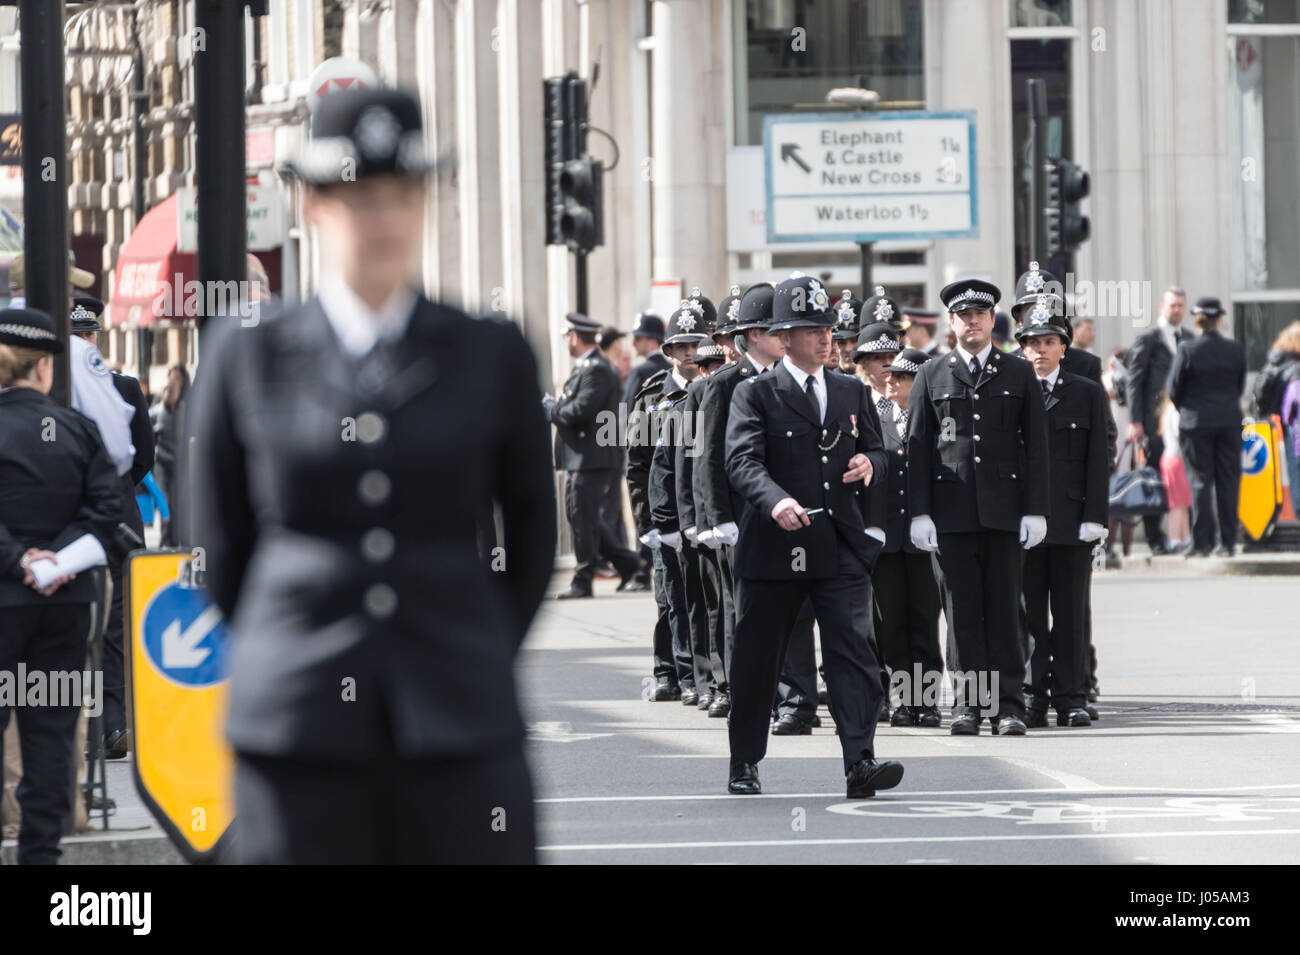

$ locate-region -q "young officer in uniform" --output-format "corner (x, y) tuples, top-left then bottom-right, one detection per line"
(874, 347), (944, 728)
(189, 87), (555, 863)
(1015, 299), (1110, 727)
(724, 273), (899, 798)
(830, 290), (862, 374)
(906, 278), (1050, 736)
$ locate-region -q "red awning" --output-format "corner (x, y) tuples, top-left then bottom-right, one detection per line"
(108, 194), (197, 327)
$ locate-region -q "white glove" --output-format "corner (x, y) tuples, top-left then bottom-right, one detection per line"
(909, 515), (938, 552)
(660, 531), (684, 552)
(638, 529), (662, 550)
(1020, 515), (1048, 549)
(684, 526), (698, 545)
(1078, 521), (1108, 543)
(865, 526), (886, 544)
(714, 522), (739, 547)
(697, 528), (723, 550)
(541, 393), (557, 419)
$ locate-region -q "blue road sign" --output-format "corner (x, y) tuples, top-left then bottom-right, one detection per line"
(141, 583), (229, 689)
(1242, 432), (1269, 477)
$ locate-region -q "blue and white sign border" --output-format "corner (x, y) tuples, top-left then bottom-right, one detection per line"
(763, 110), (979, 244)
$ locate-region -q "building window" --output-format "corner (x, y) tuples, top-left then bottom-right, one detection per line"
(1010, 0), (1072, 28)
(734, 0), (925, 147)
(1229, 1), (1300, 368)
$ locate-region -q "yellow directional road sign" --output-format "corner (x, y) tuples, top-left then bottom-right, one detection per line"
(1239, 420), (1282, 542)
(126, 550), (233, 862)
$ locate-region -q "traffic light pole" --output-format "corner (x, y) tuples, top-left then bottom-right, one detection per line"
(1027, 78), (1047, 266)
(575, 249), (588, 316)
(18, 0), (69, 405)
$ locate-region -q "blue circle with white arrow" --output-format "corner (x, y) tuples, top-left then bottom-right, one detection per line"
(141, 584), (229, 688)
(1242, 433), (1269, 477)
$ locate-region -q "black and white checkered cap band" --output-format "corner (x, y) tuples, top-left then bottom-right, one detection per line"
(0, 322), (57, 344)
(885, 355), (921, 374)
(855, 335), (900, 354)
(946, 288), (995, 310)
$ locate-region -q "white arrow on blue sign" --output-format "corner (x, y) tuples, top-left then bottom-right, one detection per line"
(142, 584), (229, 688)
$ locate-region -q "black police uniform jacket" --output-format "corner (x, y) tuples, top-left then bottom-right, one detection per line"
(725, 363), (887, 580)
(550, 350), (622, 472)
(674, 376), (709, 533)
(626, 368), (669, 536)
(189, 297), (557, 760)
(906, 348), (1050, 534)
(1126, 324), (1192, 433)
(1168, 330), (1246, 431)
(648, 376), (689, 534)
(696, 358), (759, 531)
(879, 409), (923, 554)
(1040, 371), (1111, 545)
(0, 388), (121, 607)
(624, 351), (671, 407)
(1009, 345), (1116, 470)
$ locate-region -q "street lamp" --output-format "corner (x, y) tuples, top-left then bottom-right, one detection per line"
(825, 81), (878, 295)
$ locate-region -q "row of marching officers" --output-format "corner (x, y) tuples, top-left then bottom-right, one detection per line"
(623, 265), (1113, 797)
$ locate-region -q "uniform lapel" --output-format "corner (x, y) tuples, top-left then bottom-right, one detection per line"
(974, 349), (1003, 391)
(1045, 373), (1065, 412)
(774, 362), (821, 426)
(285, 299), (360, 399)
(946, 351), (976, 389)
(372, 297), (440, 411)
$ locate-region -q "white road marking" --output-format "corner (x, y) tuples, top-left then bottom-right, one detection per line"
(538, 828), (1300, 852)
(994, 757), (1105, 791)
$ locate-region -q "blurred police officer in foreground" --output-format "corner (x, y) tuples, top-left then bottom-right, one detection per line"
(724, 273), (900, 798)
(190, 87), (556, 863)
(0, 308), (120, 863)
(906, 279), (1050, 736)
(1015, 299), (1109, 727)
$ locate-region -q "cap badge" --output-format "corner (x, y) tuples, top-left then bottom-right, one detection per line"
(1028, 294), (1052, 326)
(874, 299), (894, 322)
(354, 105), (402, 161)
(1025, 261), (1044, 293)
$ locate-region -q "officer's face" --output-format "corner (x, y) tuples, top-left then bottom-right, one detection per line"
(857, 353), (890, 391)
(306, 176), (426, 299)
(1161, 292), (1186, 325)
(780, 326), (831, 372)
(884, 370), (913, 407)
(835, 339), (855, 369)
(1021, 333), (1066, 374)
(716, 335), (740, 364)
(950, 307), (993, 350)
(665, 340), (700, 379)
(1073, 319), (1095, 349)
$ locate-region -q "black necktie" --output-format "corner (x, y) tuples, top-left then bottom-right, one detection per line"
(1041, 378), (1051, 398)
(804, 377), (820, 422)
(970, 356), (981, 378)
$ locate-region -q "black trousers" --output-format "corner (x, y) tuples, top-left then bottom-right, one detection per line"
(0, 603), (91, 865)
(873, 550), (943, 709)
(678, 545), (713, 691)
(658, 545), (696, 688)
(101, 472), (143, 739)
(731, 546), (882, 773)
(935, 530), (1026, 720)
(1181, 426), (1241, 551)
(1022, 543), (1091, 712)
(775, 599), (819, 720)
(230, 745), (535, 864)
(1141, 433), (1168, 548)
(650, 545), (677, 681)
(601, 464), (629, 549)
(698, 545), (735, 692)
(565, 469), (639, 588)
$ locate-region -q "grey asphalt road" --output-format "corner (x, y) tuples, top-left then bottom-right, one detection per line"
(519, 569), (1300, 865)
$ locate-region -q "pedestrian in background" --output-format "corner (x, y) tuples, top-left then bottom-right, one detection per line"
(597, 325), (632, 552)
(1168, 297), (1246, 557)
(1103, 348), (1133, 557)
(1252, 321), (1300, 496)
(152, 364), (189, 546)
(1157, 396), (1192, 552)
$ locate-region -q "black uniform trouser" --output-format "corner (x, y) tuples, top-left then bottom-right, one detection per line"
(698, 545), (734, 692)
(601, 465), (629, 550)
(730, 546), (882, 773)
(1181, 426), (1241, 551)
(0, 603), (91, 865)
(775, 599), (818, 720)
(935, 530), (1026, 720)
(1141, 433), (1168, 548)
(679, 545), (713, 692)
(873, 550), (943, 709)
(565, 469), (639, 589)
(102, 472), (144, 740)
(650, 546), (677, 681)
(1022, 543), (1091, 712)
(659, 545), (696, 688)
(933, 554), (959, 675)
(230, 745), (535, 864)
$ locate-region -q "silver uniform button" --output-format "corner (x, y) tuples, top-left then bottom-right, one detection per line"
(786, 430), (793, 437)
(1070, 423), (1077, 429)
(358, 469), (391, 506)
(896, 448), (904, 455)
(898, 489), (904, 495)
(974, 434), (981, 441)
(364, 583), (398, 619)
(974, 455), (982, 463)
(898, 507), (905, 514)
(821, 455), (828, 463)
(357, 411), (387, 444)
(823, 482), (830, 489)
(361, 528), (395, 562)
(973, 394), (980, 401)
(578, 431), (586, 438)
(973, 413), (980, 421)
(827, 508), (833, 516)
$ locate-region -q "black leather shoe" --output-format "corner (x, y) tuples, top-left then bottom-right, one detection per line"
(681, 686), (699, 707)
(555, 585), (593, 600)
(728, 759), (761, 794)
(1025, 707), (1049, 729)
(771, 714), (813, 736)
(697, 692), (714, 711)
(708, 693), (731, 718)
(616, 576), (650, 593)
(650, 676), (681, 702)
(991, 715), (1027, 736)
(950, 713), (980, 735)
(890, 705), (916, 727)
(915, 706), (942, 728)
(845, 757), (904, 798)
(1057, 708), (1092, 727)
(104, 728), (130, 760)
(1087, 685), (1099, 702)
(1083, 701), (1099, 721)
(809, 713), (822, 728)
(1213, 545), (1235, 558)
(1185, 547), (1212, 559)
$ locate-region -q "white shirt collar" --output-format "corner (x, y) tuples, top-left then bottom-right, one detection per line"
(319, 275), (418, 358)
(955, 341), (994, 370)
(781, 354), (825, 391)
(870, 386), (889, 406)
(670, 369), (690, 393)
(1038, 365), (1062, 391)
(577, 346), (599, 362)
(746, 351), (769, 375)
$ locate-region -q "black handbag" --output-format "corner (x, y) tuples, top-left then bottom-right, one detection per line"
(1108, 441), (1167, 519)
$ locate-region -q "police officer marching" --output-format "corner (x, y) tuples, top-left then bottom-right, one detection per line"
(724, 272), (901, 798)
(830, 289), (862, 375)
(905, 278), (1051, 735)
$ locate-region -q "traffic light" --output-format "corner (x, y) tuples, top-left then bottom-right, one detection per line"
(543, 75), (570, 246)
(1043, 157), (1090, 256)
(544, 71), (604, 253)
(559, 156), (604, 252)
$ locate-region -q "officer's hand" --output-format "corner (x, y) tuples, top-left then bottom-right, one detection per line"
(683, 526), (698, 545)
(771, 498), (810, 531)
(20, 549), (57, 589)
(1020, 515), (1048, 549)
(697, 528), (719, 549)
(909, 515), (938, 552)
(714, 522), (739, 546)
(1126, 421), (1144, 443)
(541, 393), (558, 419)
(865, 526), (886, 544)
(638, 529), (662, 550)
(842, 453), (874, 484)
(1078, 521), (1108, 543)
(660, 531), (684, 552)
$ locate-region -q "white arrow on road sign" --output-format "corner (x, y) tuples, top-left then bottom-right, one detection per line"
(161, 604), (222, 669)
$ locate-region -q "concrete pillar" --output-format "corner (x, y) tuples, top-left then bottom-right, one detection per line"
(416, 0), (461, 304)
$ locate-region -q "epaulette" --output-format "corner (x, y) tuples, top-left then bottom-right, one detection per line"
(633, 367), (670, 403)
